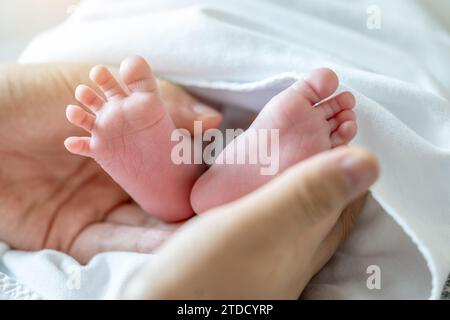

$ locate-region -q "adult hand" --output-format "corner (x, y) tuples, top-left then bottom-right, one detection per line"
(0, 63), (222, 263)
(124, 147), (379, 299)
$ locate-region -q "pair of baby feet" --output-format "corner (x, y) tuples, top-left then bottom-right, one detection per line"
(65, 56), (356, 222)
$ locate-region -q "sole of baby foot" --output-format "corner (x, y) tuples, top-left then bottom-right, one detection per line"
(191, 68), (357, 214)
(65, 56), (197, 222)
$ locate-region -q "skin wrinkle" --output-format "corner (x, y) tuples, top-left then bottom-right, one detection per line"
(0, 150), (63, 249)
(59, 65), (82, 99)
(82, 111), (95, 132)
(120, 105), (168, 136)
(119, 126), (129, 176)
(41, 159), (96, 251)
(121, 117), (167, 139)
(293, 79), (321, 103)
(102, 76), (121, 98)
(264, 86), (326, 151)
(82, 86), (100, 106)
(62, 170), (126, 255)
(131, 139), (143, 182)
(4, 76), (23, 137)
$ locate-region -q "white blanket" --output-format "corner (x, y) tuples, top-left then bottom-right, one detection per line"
(1, 0), (449, 299)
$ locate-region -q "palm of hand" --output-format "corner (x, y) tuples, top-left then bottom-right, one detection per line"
(0, 64), (180, 263)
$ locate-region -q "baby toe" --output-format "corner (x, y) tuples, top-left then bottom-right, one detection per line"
(64, 136), (92, 157)
(331, 121), (357, 147)
(291, 68), (339, 105)
(66, 105), (96, 133)
(317, 91), (355, 119)
(75, 84), (105, 113)
(89, 65), (126, 99)
(119, 56), (158, 93)
(328, 109), (356, 132)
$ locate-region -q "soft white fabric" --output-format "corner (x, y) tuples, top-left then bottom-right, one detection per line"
(0, 0), (448, 299)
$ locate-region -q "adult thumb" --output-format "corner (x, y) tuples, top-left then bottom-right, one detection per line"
(241, 146), (379, 245)
(123, 147), (379, 299)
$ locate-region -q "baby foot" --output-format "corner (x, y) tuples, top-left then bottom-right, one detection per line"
(191, 68), (357, 213)
(65, 56), (197, 222)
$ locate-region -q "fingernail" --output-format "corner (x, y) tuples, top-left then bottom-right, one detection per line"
(192, 103), (222, 119)
(340, 151), (378, 196)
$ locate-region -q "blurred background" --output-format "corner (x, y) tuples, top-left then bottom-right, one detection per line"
(0, 0), (79, 62)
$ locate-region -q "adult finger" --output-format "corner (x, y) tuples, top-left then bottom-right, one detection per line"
(157, 79), (223, 133)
